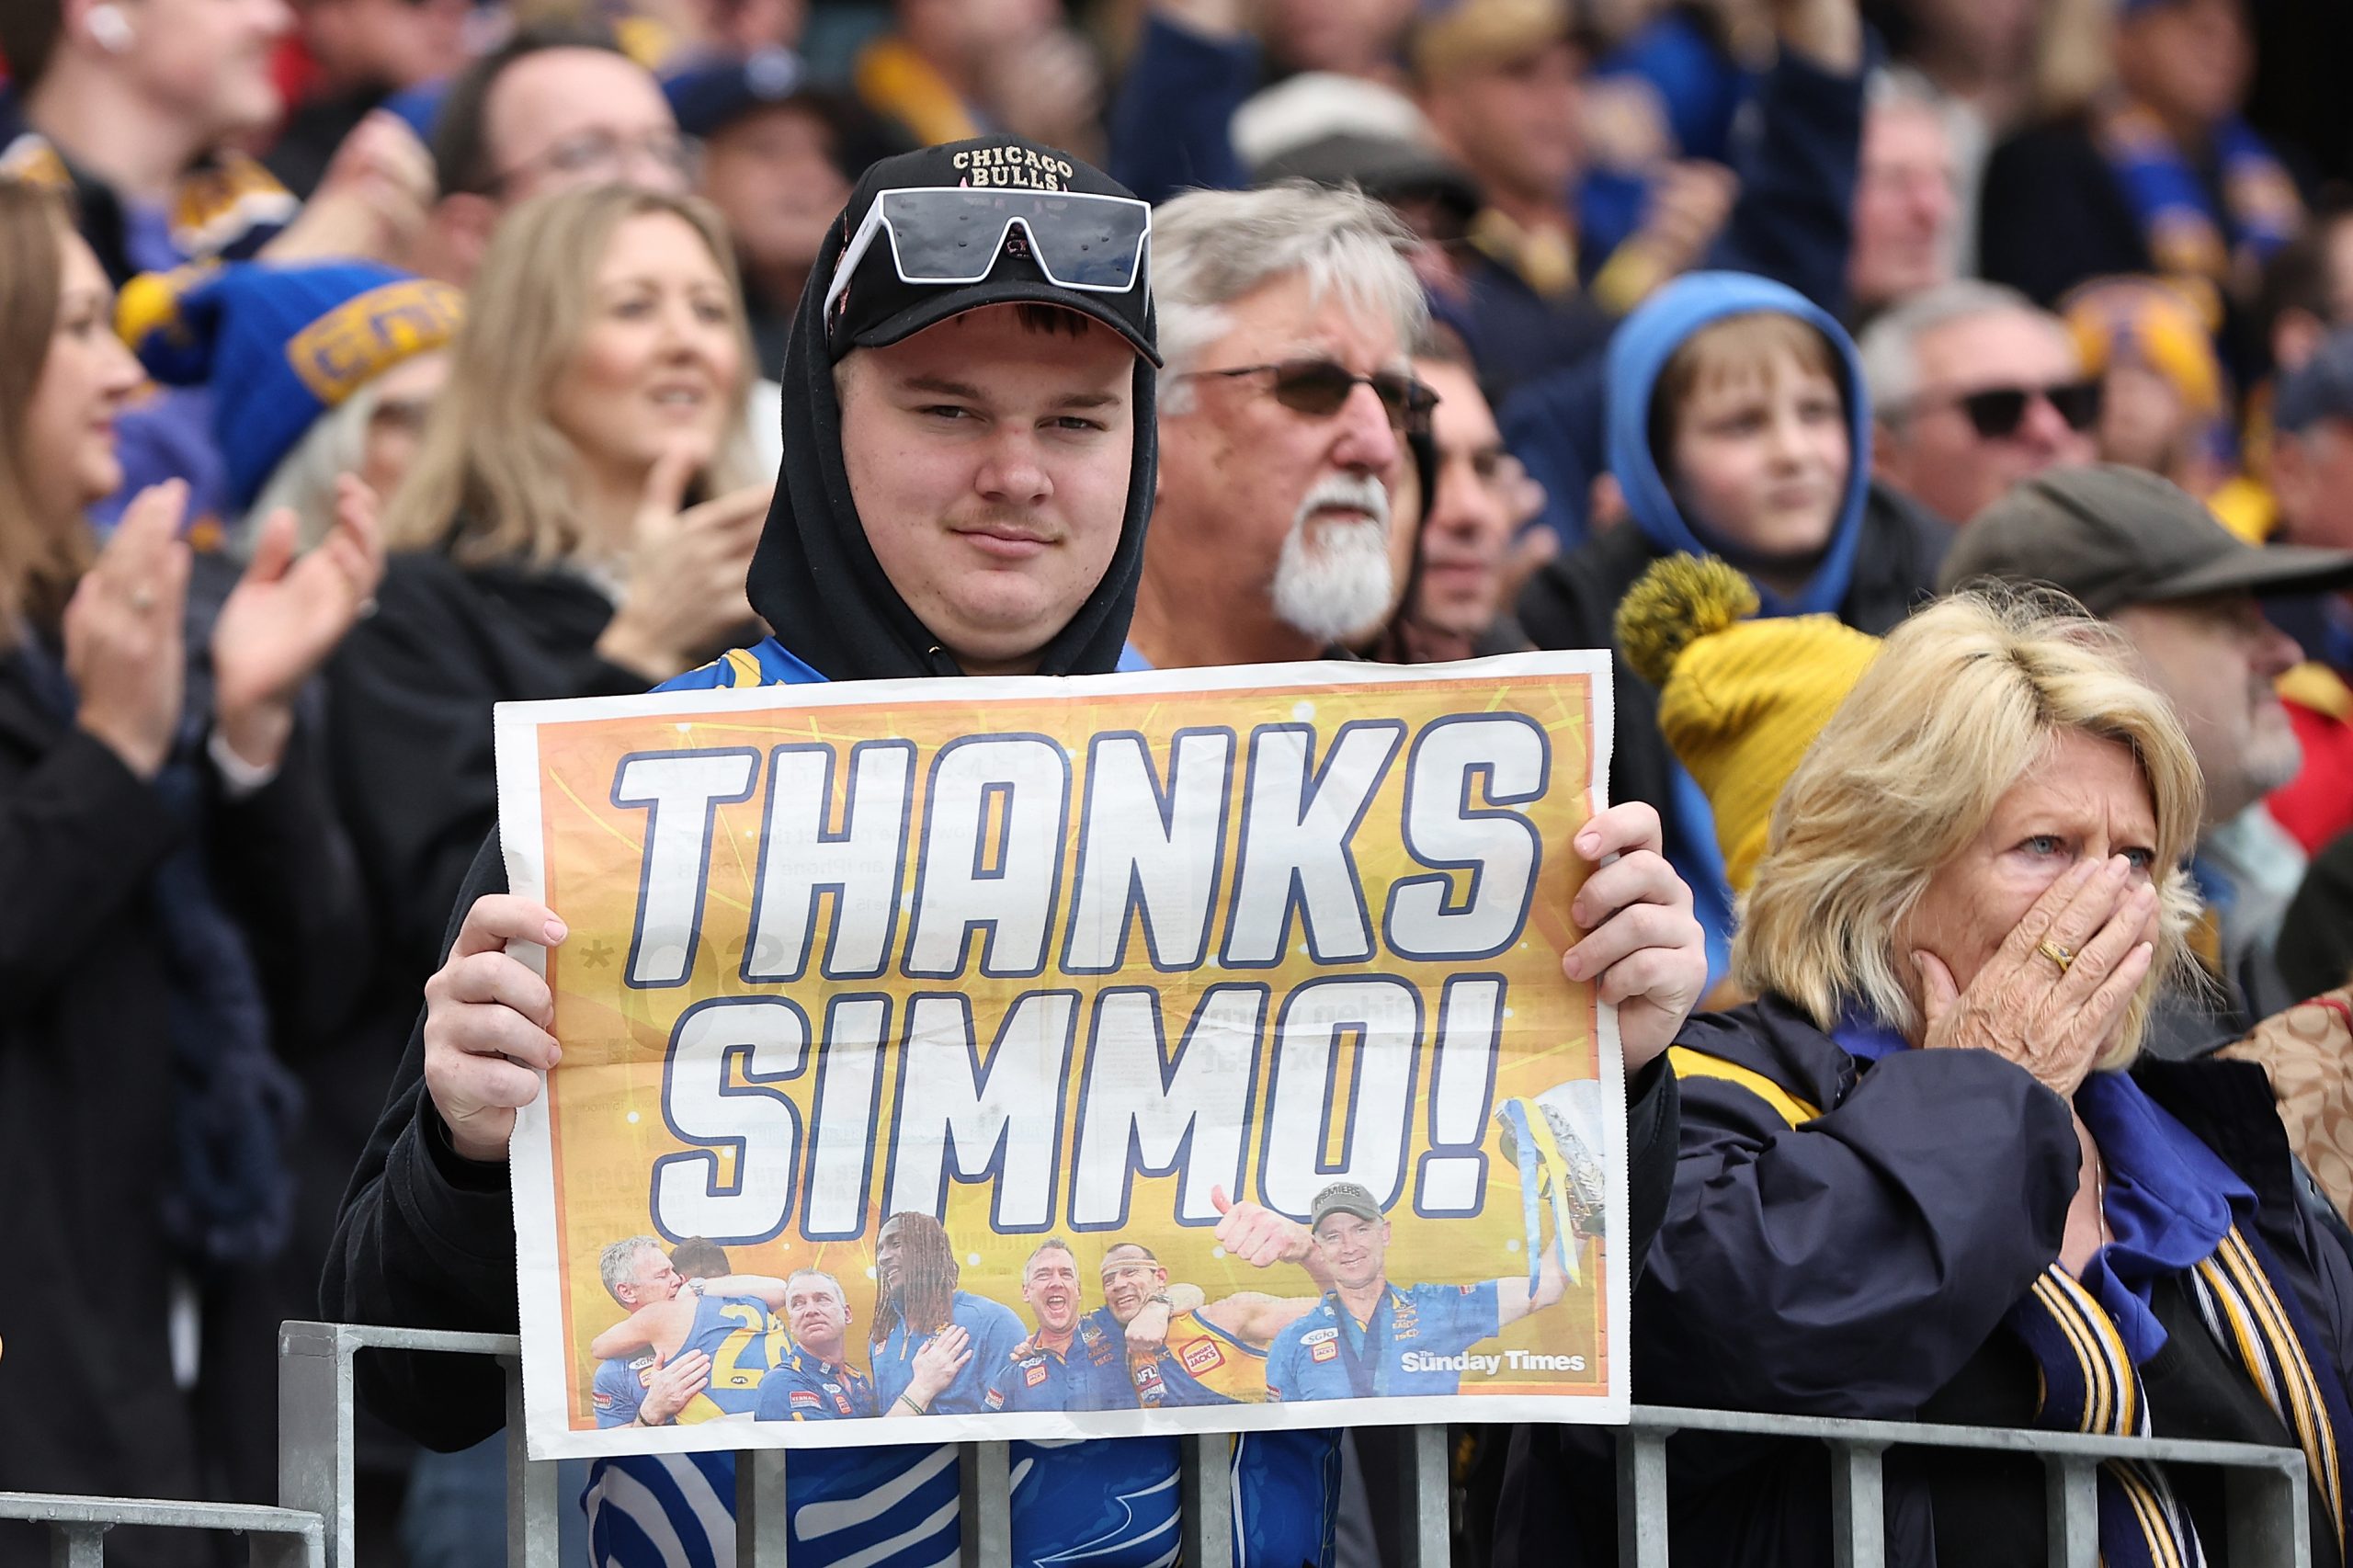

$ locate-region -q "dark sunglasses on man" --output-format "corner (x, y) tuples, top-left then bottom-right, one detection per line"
(1895, 379), (2103, 440)
(1176, 358), (1440, 437)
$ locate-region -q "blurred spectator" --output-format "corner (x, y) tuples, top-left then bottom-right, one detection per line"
(2062, 275), (2235, 503)
(332, 186), (764, 985)
(1860, 279), (2098, 525)
(263, 0), (471, 197)
(414, 23), (692, 287)
(2259, 331), (2353, 857)
(1129, 184), (1432, 669)
(665, 49), (904, 378)
(1518, 271), (1948, 978)
(1938, 464), (2353, 1055)
(118, 260), (461, 552)
(850, 0), (1101, 156)
(0, 178), (380, 1564)
(1847, 72), (1959, 324)
(2279, 829), (2353, 999)
(1633, 574), (2353, 1566)
(1979, 0), (2305, 371)
(1381, 335), (1541, 662)
(0, 0), (430, 528)
(2256, 191), (2353, 378)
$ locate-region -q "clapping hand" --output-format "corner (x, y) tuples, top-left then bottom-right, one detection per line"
(213, 475), (386, 771)
(67, 481), (192, 779)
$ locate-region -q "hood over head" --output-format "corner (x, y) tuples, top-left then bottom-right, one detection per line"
(747, 135), (1158, 681)
(1606, 270), (1872, 619)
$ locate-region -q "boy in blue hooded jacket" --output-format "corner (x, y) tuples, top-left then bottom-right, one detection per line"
(1518, 271), (1949, 977)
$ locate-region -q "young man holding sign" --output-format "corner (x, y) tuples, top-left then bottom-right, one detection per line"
(327, 134), (1700, 1567)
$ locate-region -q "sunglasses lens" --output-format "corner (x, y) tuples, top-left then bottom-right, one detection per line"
(2048, 381), (2103, 432)
(1269, 361), (1358, 415)
(1374, 374), (1438, 434)
(1960, 388), (2029, 438)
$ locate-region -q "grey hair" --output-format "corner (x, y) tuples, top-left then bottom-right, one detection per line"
(1858, 278), (2057, 418)
(598, 1235), (666, 1303)
(784, 1268), (847, 1307)
(239, 386), (382, 558)
(1150, 182), (1429, 409)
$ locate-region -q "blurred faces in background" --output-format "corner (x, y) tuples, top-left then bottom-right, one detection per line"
(1848, 84), (1959, 320)
(2063, 276), (2231, 498)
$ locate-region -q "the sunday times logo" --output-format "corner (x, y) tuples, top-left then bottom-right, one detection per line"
(1397, 1350), (1590, 1376)
(952, 144), (1078, 190)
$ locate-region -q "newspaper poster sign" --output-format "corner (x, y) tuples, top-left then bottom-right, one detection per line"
(494, 653), (1625, 1459)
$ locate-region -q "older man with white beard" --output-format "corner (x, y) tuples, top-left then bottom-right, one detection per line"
(1128, 184), (1435, 667)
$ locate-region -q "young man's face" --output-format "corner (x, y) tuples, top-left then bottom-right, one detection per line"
(1667, 351), (1850, 562)
(838, 304), (1136, 675)
(699, 103), (851, 280)
(1413, 358), (1518, 639)
(119, 0), (290, 142)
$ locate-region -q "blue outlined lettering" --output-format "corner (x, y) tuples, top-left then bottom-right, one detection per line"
(742, 740), (914, 983)
(614, 749), (759, 988)
(1384, 715), (1548, 961)
(1220, 721), (1405, 969)
(650, 997), (809, 1244)
(1068, 983), (1268, 1229)
(904, 735), (1071, 979)
(1256, 976), (1424, 1219)
(881, 989), (1078, 1232)
(801, 994), (891, 1239)
(1414, 975), (1505, 1216)
(1061, 728), (1236, 973)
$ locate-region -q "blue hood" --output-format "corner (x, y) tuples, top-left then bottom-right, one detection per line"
(1607, 271), (1873, 618)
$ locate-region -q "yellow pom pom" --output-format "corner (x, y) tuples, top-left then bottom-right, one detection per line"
(1614, 554), (1758, 688)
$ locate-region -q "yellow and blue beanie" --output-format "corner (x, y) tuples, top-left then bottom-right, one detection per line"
(119, 260), (463, 511)
(1617, 554), (1882, 896)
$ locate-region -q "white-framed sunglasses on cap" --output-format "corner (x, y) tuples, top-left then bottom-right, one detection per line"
(821, 187), (1154, 327)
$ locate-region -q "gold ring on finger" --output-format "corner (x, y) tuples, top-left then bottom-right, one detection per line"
(2037, 938), (2076, 973)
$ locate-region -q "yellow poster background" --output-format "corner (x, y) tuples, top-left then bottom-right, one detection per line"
(522, 668), (1607, 1432)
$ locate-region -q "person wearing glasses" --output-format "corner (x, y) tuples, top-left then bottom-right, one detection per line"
(1858, 279), (2101, 528)
(1518, 269), (1949, 983)
(1129, 183), (1442, 670)
(327, 133), (1703, 1568)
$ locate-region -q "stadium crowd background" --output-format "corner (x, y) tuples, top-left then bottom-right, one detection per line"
(8, 0), (2353, 1561)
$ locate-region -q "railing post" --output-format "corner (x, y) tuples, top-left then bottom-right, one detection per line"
(1828, 1441), (1886, 1568)
(958, 1442), (1011, 1568)
(737, 1449), (790, 1566)
(1178, 1433), (1234, 1568)
(277, 1323), (355, 1568)
(1615, 1425), (1671, 1568)
(2224, 1456), (2311, 1568)
(47, 1524), (105, 1568)
(2043, 1455), (2098, 1568)
(1399, 1426), (1451, 1568)
(503, 1358), (560, 1568)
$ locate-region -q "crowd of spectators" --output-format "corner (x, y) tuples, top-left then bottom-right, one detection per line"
(7, 0), (2353, 1562)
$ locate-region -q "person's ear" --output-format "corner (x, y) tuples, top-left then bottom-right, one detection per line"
(75, 0), (136, 52)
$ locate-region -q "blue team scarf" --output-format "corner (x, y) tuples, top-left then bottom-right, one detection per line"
(2096, 98), (2302, 316)
(1835, 1012), (2353, 1565)
(16, 633), (299, 1265)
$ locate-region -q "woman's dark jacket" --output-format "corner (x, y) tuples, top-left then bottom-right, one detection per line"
(0, 557), (359, 1565)
(1620, 994), (2353, 1566)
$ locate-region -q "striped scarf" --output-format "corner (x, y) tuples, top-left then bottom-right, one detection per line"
(2007, 1223), (2351, 1567)
(2095, 97), (2302, 326)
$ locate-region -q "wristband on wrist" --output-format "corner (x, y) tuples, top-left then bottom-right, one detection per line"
(898, 1392), (926, 1415)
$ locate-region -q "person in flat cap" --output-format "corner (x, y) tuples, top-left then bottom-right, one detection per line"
(1938, 463), (2353, 1057)
(2260, 327), (2353, 857)
(1264, 1179), (1574, 1404)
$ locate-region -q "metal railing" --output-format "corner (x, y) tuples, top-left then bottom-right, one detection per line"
(0, 1319), (2321, 1565)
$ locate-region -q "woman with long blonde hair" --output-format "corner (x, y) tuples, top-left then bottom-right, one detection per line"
(330, 183), (770, 979)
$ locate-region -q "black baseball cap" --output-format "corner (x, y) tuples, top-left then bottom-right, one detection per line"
(822, 136), (1158, 366)
(1938, 464), (2353, 615)
(1309, 1182), (1387, 1230)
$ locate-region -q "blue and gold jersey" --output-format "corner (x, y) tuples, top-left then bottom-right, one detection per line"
(1132, 1308), (1270, 1407)
(983, 1309), (1135, 1413)
(676, 1291), (790, 1422)
(591, 1355), (654, 1427)
(1267, 1282), (1501, 1402)
(755, 1347), (879, 1421)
